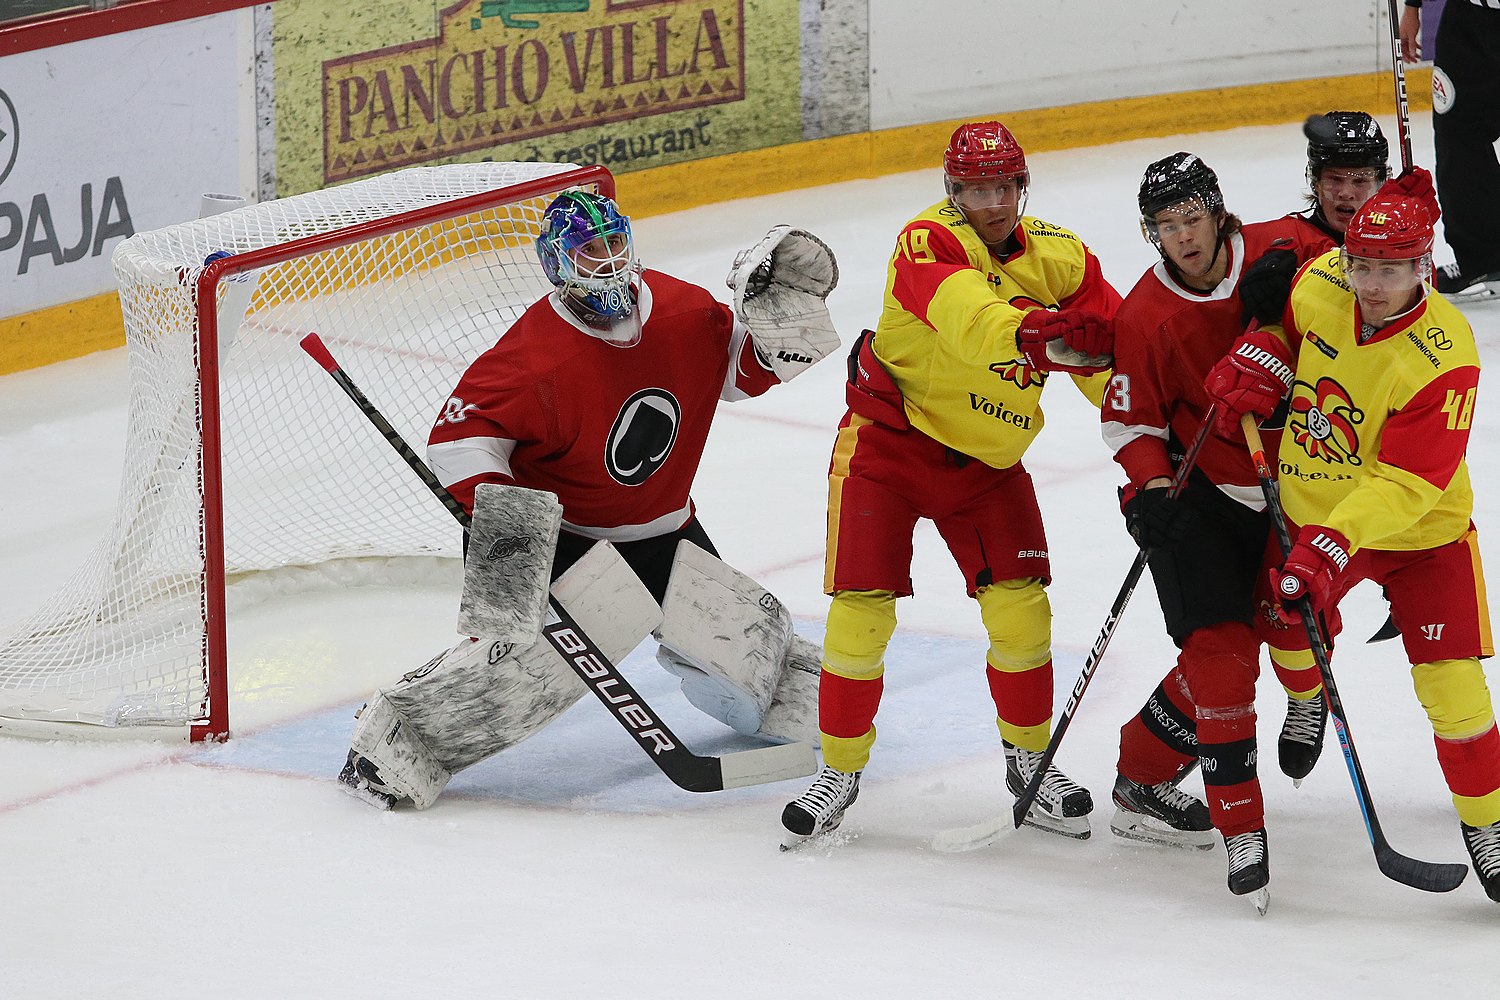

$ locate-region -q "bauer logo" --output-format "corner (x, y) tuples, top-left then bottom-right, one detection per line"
(321, 0), (746, 183)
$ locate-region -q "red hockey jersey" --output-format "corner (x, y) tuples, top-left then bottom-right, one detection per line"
(1102, 220), (1323, 506)
(427, 270), (778, 540)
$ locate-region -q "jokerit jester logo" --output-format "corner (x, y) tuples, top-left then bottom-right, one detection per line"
(0, 88), (18, 188)
(1289, 376), (1364, 465)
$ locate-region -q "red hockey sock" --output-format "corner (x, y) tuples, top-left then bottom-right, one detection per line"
(819, 670), (884, 739)
(1117, 667), (1198, 785)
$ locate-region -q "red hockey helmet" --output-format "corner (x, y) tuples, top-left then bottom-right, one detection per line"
(944, 121), (1029, 184)
(1343, 193), (1434, 259)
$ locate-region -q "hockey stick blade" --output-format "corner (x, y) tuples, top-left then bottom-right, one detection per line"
(300, 332), (818, 795)
(1366, 612), (1401, 644)
(1376, 842), (1468, 893)
(931, 814), (1017, 853)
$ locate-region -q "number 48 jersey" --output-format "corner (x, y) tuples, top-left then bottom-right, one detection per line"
(1279, 249), (1480, 552)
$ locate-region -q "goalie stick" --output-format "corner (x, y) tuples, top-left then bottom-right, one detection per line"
(299, 333), (817, 793)
(934, 406), (1219, 853)
(1243, 414), (1467, 893)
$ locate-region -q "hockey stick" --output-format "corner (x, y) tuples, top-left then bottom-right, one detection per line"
(1386, 0), (1416, 171)
(1242, 414), (1467, 892)
(299, 332), (816, 793)
(1004, 404), (1220, 832)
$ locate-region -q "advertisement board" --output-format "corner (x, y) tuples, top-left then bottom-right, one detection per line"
(0, 12), (245, 319)
(271, 0), (801, 198)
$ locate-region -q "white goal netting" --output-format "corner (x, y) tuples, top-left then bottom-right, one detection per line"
(0, 162), (608, 738)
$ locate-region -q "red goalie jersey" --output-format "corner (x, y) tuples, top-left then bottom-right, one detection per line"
(427, 270), (779, 540)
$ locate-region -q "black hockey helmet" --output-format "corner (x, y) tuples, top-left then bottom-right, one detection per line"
(1138, 152), (1224, 220)
(1305, 111), (1390, 178)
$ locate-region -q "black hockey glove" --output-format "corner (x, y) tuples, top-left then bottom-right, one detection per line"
(1237, 248), (1299, 327)
(1121, 486), (1194, 551)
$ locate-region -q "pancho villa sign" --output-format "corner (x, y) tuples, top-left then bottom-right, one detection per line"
(322, 0), (745, 183)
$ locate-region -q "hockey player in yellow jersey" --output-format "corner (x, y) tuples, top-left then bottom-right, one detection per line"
(780, 121), (1121, 848)
(1207, 192), (1500, 902)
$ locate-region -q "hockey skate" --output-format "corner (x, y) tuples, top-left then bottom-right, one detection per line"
(1278, 693), (1328, 785)
(1004, 741), (1093, 840)
(338, 749), (400, 811)
(1460, 820), (1500, 903)
(1435, 262), (1500, 301)
(1225, 827), (1270, 915)
(780, 765), (861, 851)
(1109, 770), (1214, 851)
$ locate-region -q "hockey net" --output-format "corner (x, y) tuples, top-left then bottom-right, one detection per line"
(0, 162), (613, 741)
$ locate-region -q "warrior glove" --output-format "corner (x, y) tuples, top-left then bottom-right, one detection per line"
(1204, 328), (1294, 437)
(1275, 524), (1350, 619)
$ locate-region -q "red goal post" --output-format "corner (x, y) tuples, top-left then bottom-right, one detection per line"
(0, 162), (613, 742)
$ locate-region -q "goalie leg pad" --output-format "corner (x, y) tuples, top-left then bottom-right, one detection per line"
(457, 482), (563, 645)
(656, 543), (814, 737)
(349, 691), (453, 810)
(758, 635), (821, 745)
(381, 541), (662, 777)
(656, 543), (793, 731)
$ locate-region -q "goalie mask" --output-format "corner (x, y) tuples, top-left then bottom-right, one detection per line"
(536, 191), (641, 328)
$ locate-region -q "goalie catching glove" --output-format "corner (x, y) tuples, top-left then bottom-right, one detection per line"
(1016, 308), (1113, 375)
(728, 225), (840, 382)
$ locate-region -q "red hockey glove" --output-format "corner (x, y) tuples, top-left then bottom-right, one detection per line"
(1203, 328), (1294, 437)
(1016, 308), (1113, 375)
(1378, 166), (1440, 226)
(1275, 524), (1351, 618)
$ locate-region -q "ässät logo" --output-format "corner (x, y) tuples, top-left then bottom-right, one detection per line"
(0, 88), (18, 188)
(989, 358), (1047, 389)
(1288, 376), (1364, 465)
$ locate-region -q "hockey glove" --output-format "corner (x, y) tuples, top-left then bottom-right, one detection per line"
(1120, 484), (1194, 551)
(1016, 308), (1113, 375)
(728, 226), (840, 382)
(1274, 524), (1350, 618)
(1203, 328), (1294, 437)
(1238, 248), (1299, 327)
(1378, 166), (1440, 226)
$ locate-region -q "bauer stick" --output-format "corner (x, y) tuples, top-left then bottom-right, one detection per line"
(1242, 414), (1466, 892)
(1008, 403), (1220, 830)
(1385, 0), (1416, 171)
(299, 333), (817, 794)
